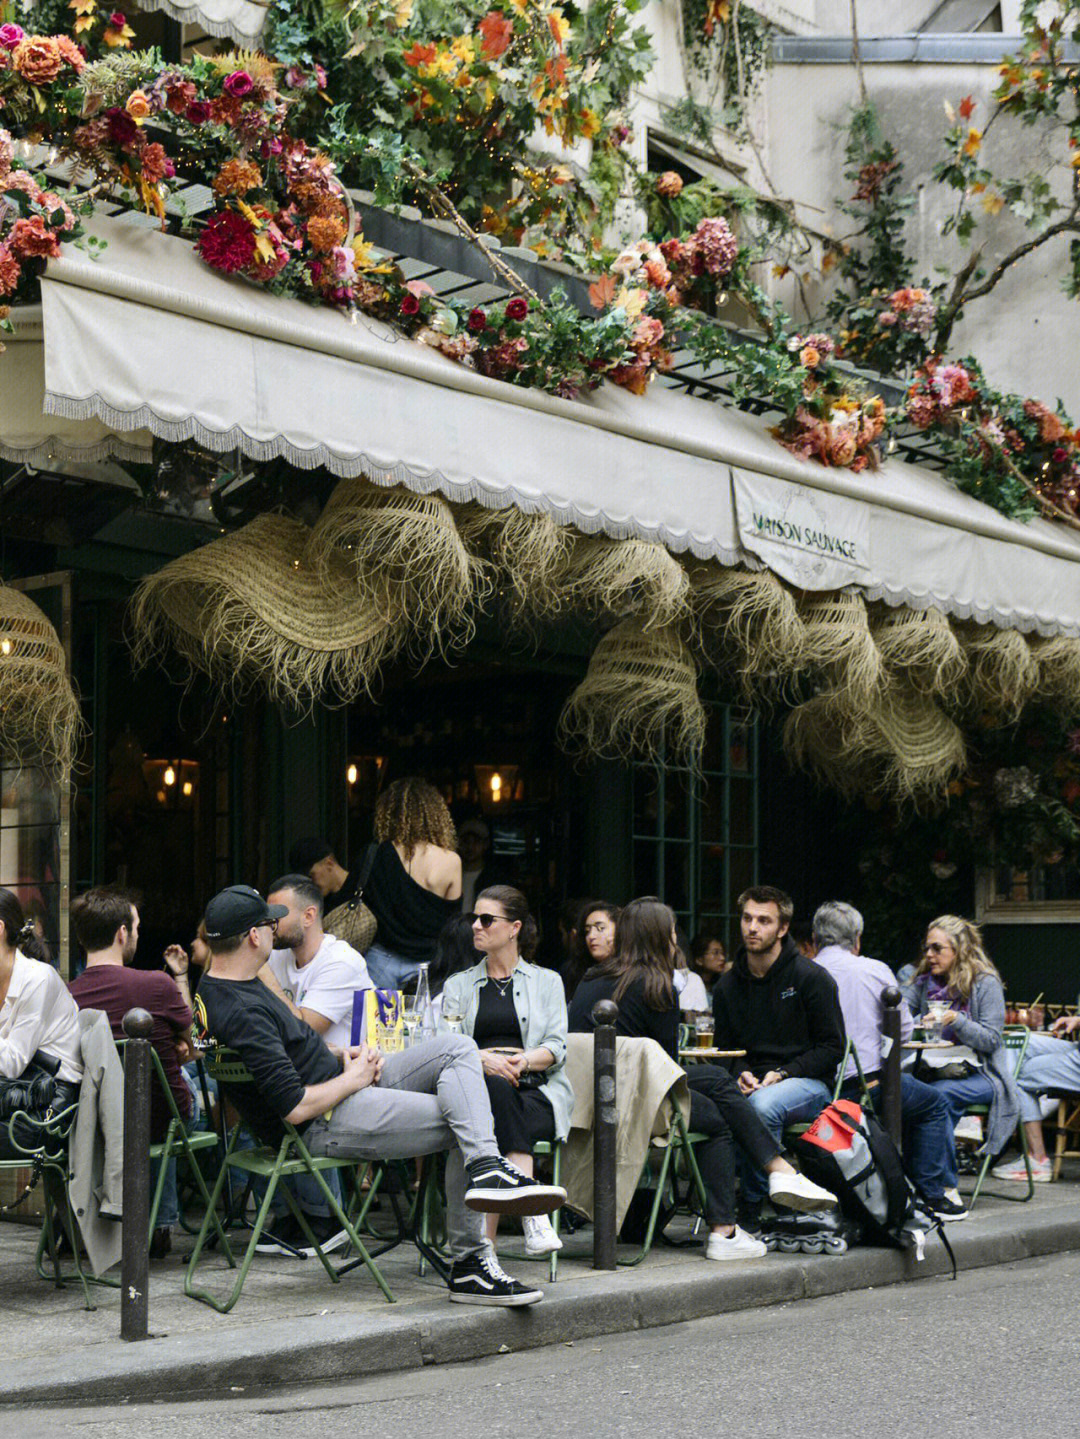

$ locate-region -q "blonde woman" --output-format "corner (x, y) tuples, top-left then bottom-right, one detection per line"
(363, 777), (462, 991)
(901, 915), (1020, 1203)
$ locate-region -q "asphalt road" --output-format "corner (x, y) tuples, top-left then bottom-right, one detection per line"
(24, 1250), (1080, 1439)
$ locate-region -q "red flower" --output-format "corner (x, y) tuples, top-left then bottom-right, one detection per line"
(196, 210), (257, 274)
(400, 292), (420, 316)
(223, 71), (254, 97)
(505, 296), (528, 321)
(479, 11), (513, 59)
(106, 107), (139, 147)
(467, 307), (487, 332)
(109, 12), (127, 26)
(186, 100), (212, 125)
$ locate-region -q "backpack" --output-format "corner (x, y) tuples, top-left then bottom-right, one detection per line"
(794, 1098), (957, 1277)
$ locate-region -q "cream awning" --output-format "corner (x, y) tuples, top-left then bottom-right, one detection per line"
(30, 215), (1080, 637)
(135, 0), (268, 43)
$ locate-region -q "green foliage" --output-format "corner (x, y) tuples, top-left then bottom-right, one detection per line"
(679, 0), (770, 139)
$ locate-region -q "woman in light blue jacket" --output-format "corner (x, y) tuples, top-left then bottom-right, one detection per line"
(441, 886), (572, 1257)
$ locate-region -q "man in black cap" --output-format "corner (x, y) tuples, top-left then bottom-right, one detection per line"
(196, 885), (565, 1305)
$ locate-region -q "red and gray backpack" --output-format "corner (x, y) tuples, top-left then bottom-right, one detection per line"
(794, 1099), (957, 1276)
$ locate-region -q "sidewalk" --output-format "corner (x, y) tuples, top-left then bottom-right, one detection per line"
(4, 1174), (1079, 1408)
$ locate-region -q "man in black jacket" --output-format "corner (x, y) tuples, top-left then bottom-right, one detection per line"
(713, 885), (846, 1219)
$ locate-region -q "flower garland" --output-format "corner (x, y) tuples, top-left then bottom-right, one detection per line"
(0, 124), (81, 346)
(905, 356), (1080, 524)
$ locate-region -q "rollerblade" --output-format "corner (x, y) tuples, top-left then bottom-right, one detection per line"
(760, 1208), (849, 1255)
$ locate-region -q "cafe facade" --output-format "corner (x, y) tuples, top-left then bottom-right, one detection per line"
(5, 204), (1080, 995)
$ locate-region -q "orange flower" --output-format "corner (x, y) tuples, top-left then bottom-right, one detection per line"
(125, 90), (151, 121)
(307, 213), (347, 252)
(799, 345), (821, 369)
(9, 215), (61, 259)
(13, 36), (63, 85)
(213, 158), (263, 196)
(962, 128), (982, 157)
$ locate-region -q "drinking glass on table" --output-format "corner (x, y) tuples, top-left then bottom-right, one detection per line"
(441, 996), (465, 1035)
(924, 1000), (948, 1041)
(401, 1006), (419, 1047)
(694, 1014), (714, 1049)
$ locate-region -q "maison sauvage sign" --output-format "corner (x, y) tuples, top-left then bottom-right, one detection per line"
(732, 468), (870, 591)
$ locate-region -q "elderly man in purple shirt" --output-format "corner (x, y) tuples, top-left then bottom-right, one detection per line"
(812, 901), (966, 1224)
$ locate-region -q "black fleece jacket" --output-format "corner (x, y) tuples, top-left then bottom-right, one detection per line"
(711, 936), (846, 1083)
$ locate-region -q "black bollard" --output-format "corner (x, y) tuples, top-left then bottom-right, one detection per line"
(881, 987), (903, 1149)
(121, 1007), (154, 1341)
(592, 999), (619, 1270)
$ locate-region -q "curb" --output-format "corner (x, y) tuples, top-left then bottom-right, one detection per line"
(9, 1205), (1079, 1407)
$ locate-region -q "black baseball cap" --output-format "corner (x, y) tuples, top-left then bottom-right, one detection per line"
(203, 885), (288, 940)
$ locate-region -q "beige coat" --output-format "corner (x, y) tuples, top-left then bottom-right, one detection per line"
(562, 1033), (690, 1230)
(69, 1009), (124, 1276)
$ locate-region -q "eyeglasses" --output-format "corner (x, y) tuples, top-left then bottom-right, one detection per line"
(924, 941), (950, 954)
(256, 919), (279, 934)
(469, 912), (506, 928)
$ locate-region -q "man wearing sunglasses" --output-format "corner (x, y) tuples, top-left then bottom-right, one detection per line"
(196, 885), (566, 1305)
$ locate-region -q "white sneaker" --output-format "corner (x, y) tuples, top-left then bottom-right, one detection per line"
(991, 1155), (1051, 1182)
(522, 1214), (563, 1255)
(768, 1169), (839, 1212)
(954, 1115), (983, 1143)
(705, 1225), (768, 1261)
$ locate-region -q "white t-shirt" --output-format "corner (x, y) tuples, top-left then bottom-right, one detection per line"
(673, 968), (710, 1013)
(268, 934), (371, 1050)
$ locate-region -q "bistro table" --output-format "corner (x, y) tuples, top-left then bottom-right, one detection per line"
(678, 1048), (747, 1063)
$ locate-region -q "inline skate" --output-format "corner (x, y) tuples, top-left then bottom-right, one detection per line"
(760, 1208), (850, 1255)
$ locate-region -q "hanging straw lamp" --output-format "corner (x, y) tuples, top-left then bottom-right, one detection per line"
(798, 590), (884, 704)
(1027, 634), (1080, 713)
(782, 690), (874, 797)
(307, 478), (485, 656)
(561, 535), (692, 631)
(129, 513), (403, 706)
(691, 564), (806, 697)
(956, 622), (1039, 720)
(860, 680), (967, 803)
(558, 620), (705, 766)
(870, 603), (966, 697)
(457, 505), (574, 624)
(0, 584), (82, 781)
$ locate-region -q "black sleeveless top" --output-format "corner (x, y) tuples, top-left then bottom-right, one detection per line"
(365, 840), (458, 964)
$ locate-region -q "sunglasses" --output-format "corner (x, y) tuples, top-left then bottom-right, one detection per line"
(924, 941), (950, 954)
(469, 912), (507, 928)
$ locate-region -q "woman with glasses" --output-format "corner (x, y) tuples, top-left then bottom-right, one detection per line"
(902, 915), (1020, 1198)
(439, 886), (571, 1256)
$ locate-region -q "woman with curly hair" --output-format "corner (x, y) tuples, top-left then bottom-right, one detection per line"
(363, 777), (462, 990)
(901, 914), (1020, 1211)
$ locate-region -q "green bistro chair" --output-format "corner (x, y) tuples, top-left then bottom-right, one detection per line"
(784, 1037), (872, 1148)
(184, 1048), (395, 1312)
(617, 1098), (710, 1267)
(964, 1025), (1035, 1209)
(0, 1101), (95, 1309)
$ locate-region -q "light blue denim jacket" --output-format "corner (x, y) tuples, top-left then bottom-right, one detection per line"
(440, 959), (574, 1141)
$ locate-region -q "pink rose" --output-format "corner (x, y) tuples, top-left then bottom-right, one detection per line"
(224, 71), (254, 97)
(0, 23), (25, 49)
(109, 12), (126, 26)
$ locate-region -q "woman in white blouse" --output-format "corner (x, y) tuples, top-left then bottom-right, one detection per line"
(0, 888), (82, 1155)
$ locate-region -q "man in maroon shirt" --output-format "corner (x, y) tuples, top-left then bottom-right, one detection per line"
(69, 888), (194, 1255)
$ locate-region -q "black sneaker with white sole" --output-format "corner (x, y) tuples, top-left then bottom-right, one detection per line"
(464, 1155), (567, 1216)
(928, 1193), (968, 1222)
(293, 1215), (351, 1258)
(448, 1250), (543, 1306)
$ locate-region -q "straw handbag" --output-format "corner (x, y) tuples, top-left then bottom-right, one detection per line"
(323, 843), (378, 954)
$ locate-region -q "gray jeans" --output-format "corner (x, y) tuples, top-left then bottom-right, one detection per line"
(304, 1032), (499, 1260)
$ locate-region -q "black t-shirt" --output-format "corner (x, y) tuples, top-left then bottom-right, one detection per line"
(473, 979), (524, 1050)
(567, 970), (679, 1060)
(197, 975), (340, 1144)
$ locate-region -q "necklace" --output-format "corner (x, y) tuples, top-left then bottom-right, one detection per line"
(487, 972), (515, 996)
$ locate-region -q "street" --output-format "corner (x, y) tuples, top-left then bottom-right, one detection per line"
(22, 1249), (1080, 1439)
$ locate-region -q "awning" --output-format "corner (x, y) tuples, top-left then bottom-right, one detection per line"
(0, 306), (151, 470)
(135, 0), (268, 44)
(34, 215), (1080, 637)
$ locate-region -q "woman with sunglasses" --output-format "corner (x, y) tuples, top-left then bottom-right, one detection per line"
(440, 886), (572, 1256)
(902, 915), (1020, 1199)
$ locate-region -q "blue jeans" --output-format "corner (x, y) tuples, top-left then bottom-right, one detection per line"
(929, 1070), (995, 1185)
(739, 1076), (831, 1206)
(1014, 1034), (1080, 1123)
(365, 942), (421, 992)
(235, 1129), (343, 1221)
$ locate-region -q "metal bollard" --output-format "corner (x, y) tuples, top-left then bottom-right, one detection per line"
(121, 1007), (153, 1341)
(591, 999), (619, 1270)
(881, 987), (903, 1149)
